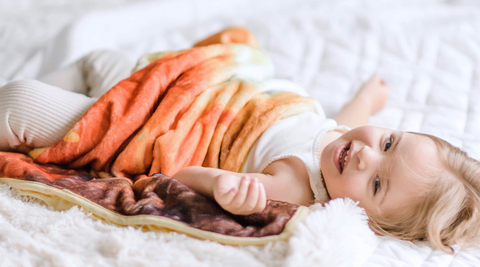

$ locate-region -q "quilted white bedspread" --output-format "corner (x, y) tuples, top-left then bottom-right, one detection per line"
(1, 0), (480, 266)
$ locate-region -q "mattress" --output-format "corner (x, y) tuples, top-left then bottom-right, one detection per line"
(1, 0), (480, 266)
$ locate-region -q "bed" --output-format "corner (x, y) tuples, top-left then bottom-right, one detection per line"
(1, 0), (480, 266)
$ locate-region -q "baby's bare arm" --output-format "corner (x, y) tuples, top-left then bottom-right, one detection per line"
(172, 166), (271, 215)
(334, 75), (391, 128)
(172, 157), (313, 215)
(172, 166), (270, 196)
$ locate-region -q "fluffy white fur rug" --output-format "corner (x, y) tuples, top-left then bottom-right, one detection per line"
(286, 200), (380, 267)
(0, 183), (379, 266)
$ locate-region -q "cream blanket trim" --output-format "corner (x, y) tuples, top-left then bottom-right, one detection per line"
(0, 177), (309, 245)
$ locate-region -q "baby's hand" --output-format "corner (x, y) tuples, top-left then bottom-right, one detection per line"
(213, 174), (267, 215)
(355, 75), (391, 115)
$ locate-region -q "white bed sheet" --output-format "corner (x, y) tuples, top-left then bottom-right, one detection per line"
(1, 0), (480, 266)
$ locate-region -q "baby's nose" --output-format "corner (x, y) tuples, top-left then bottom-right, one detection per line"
(358, 158), (366, 171)
(357, 146), (372, 171)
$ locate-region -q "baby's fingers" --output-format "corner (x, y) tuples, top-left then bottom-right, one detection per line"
(239, 178), (260, 213)
(229, 176), (251, 210)
(255, 183), (267, 213)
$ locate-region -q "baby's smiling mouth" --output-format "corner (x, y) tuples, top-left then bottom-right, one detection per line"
(339, 143), (351, 173)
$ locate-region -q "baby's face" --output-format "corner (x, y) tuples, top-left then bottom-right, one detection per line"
(321, 126), (440, 216)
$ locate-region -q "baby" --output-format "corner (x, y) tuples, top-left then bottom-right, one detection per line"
(172, 77), (480, 254)
(1, 50), (479, 254)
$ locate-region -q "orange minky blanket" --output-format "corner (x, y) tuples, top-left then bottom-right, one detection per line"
(0, 27), (317, 244)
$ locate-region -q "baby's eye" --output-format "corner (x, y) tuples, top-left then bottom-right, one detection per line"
(374, 177), (381, 195)
(384, 135), (393, 151)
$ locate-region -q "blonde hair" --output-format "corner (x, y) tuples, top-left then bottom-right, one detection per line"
(368, 133), (480, 254)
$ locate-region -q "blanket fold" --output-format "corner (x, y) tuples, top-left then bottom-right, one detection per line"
(0, 27), (316, 244)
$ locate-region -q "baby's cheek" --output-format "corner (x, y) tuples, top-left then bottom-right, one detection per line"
(330, 180), (363, 202)
(326, 181), (349, 199)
